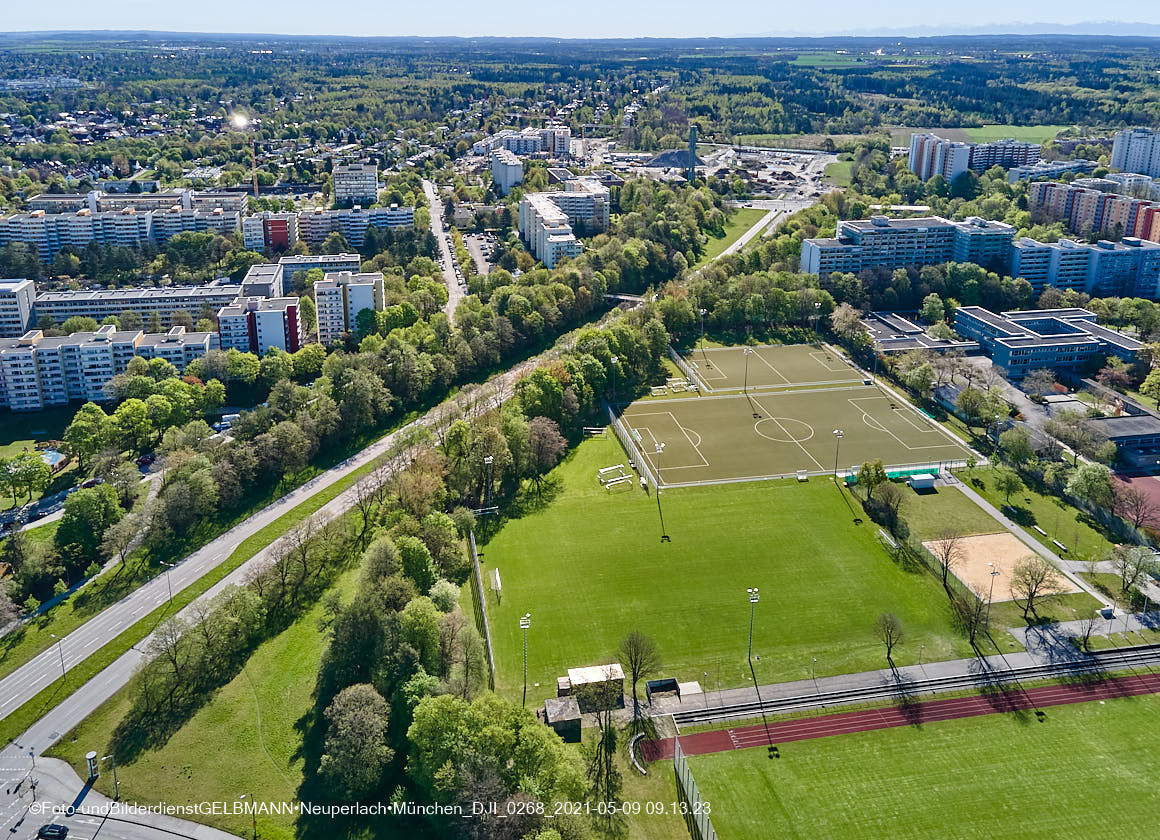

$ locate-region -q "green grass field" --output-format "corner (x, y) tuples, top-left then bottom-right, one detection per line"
(963, 124), (1068, 143)
(49, 569), (360, 840)
(790, 52), (865, 67)
(690, 692), (1160, 840)
(960, 467), (1114, 563)
(695, 207), (768, 267)
(0, 405), (73, 457)
(903, 485), (1004, 540)
(823, 160), (853, 186)
(479, 435), (980, 706)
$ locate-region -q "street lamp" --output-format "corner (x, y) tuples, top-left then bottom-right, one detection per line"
(609, 355), (619, 403)
(743, 347), (753, 394)
(239, 793), (257, 840)
(832, 429), (845, 479)
(520, 613), (532, 707)
(48, 633), (65, 679)
(101, 754), (119, 801)
(986, 563), (1000, 626)
(160, 561), (176, 604)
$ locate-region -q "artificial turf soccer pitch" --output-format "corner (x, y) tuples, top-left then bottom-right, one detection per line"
(479, 435), (979, 706)
(621, 344), (969, 486)
(690, 692), (1160, 840)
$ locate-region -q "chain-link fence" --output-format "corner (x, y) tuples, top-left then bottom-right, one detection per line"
(673, 739), (717, 840)
(468, 529), (496, 690)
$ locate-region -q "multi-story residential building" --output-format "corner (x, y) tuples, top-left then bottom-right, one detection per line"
(1027, 180), (1160, 241)
(242, 211), (299, 251)
(1007, 159), (1098, 183)
(33, 284), (244, 328)
(314, 271), (385, 345)
(27, 189), (247, 215)
(148, 205), (240, 244)
(216, 296), (305, 355)
(801, 216), (1014, 276)
(472, 125), (572, 157)
(0, 279), (36, 338)
(240, 263), (285, 299)
(332, 161), (380, 206)
(491, 149), (524, 196)
(519, 194), (581, 268)
(278, 253), (362, 281)
(908, 133), (1040, 181)
(1111, 128), (1160, 178)
(295, 205), (414, 249)
(1011, 237), (1160, 297)
(953, 306), (1142, 378)
(0, 325), (217, 410)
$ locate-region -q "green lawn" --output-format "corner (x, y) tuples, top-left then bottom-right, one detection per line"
(963, 124), (1068, 144)
(695, 207), (768, 266)
(960, 467), (1114, 564)
(478, 436), (980, 707)
(0, 405), (73, 457)
(49, 568), (360, 840)
(903, 485), (1004, 540)
(690, 692), (1160, 840)
(791, 52), (866, 67)
(823, 160), (852, 186)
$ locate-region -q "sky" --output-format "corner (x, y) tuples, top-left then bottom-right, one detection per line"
(5, 0), (1160, 39)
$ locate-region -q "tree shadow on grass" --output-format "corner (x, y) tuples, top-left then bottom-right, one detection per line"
(967, 654), (1033, 724)
(888, 670), (925, 727)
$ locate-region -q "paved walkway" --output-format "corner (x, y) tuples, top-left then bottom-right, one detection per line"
(644, 670), (1160, 759)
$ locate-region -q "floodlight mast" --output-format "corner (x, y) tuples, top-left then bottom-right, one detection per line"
(520, 613), (532, 707)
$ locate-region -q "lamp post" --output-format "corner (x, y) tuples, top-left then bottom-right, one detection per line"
(609, 355), (619, 403)
(48, 634), (65, 680)
(239, 793), (257, 840)
(986, 563), (1000, 625)
(655, 443), (668, 541)
(743, 347), (753, 394)
(483, 455), (494, 508)
(101, 754), (119, 801)
(160, 561), (176, 604)
(520, 613), (532, 707)
(813, 300), (821, 334)
(832, 428), (845, 479)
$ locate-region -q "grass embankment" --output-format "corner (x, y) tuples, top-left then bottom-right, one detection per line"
(478, 436), (985, 707)
(823, 159), (853, 186)
(0, 455), (379, 747)
(49, 568), (361, 840)
(694, 207), (768, 267)
(690, 692), (1160, 840)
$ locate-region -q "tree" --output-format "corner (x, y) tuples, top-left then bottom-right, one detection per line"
(1140, 368), (1160, 408)
(857, 459), (887, 498)
(993, 467), (1024, 504)
(1066, 463), (1114, 511)
(928, 528), (963, 593)
(998, 428), (1034, 470)
(1114, 482), (1159, 531)
(112, 398), (152, 453)
(101, 510), (141, 566)
(1109, 545), (1157, 599)
(3, 452), (53, 505)
(904, 362), (934, 397)
(618, 630), (661, 726)
(874, 612), (904, 666)
(919, 293), (944, 325)
(62, 403), (112, 469)
(951, 584), (990, 645)
(397, 535), (438, 593)
(0, 587), (18, 627)
(61, 315), (100, 334)
(319, 683), (393, 799)
(872, 482), (906, 534)
(829, 303), (865, 341)
(56, 485), (124, 562)
(1010, 555), (1064, 620)
(1023, 368), (1057, 399)
(298, 295), (317, 333)
(527, 416), (566, 490)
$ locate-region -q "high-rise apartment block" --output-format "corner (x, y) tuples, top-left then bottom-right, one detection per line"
(908, 133), (1041, 181)
(0, 279), (36, 338)
(242, 211), (300, 251)
(314, 271), (385, 345)
(0, 325), (217, 411)
(295, 205), (414, 249)
(217, 297), (305, 356)
(332, 162), (380, 206)
(518, 179), (610, 268)
(491, 149), (524, 196)
(1111, 128), (1160, 178)
(30, 284), (245, 333)
(1028, 180), (1160, 242)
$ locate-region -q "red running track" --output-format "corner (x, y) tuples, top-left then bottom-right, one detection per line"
(642, 671), (1160, 760)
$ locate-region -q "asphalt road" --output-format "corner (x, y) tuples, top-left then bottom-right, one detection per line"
(0, 359), (536, 732)
(421, 178), (466, 318)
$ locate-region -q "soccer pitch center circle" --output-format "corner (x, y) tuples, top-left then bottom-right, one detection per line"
(754, 417), (815, 444)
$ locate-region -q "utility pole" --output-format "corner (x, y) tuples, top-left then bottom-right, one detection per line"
(520, 613), (532, 707)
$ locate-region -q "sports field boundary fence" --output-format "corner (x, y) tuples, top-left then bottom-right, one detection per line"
(638, 458), (971, 490)
(668, 345), (706, 391)
(607, 402), (658, 487)
(673, 738), (718, 840)
(468, 529), (496, 690)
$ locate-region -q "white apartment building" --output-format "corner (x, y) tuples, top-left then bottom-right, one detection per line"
(519, 194), (581, 268)
(242, 212), (300, 251)
(0, 279), (36, 338)
(1111, 129), (1160, 179)
(149, 205), (240, 244)
(217, 297), (305, 355)
(240, 263), (285, 299)
(295, 205), (414, 248)
(333, 162), (380, 206)
(26, 189), (248, 216)
(279, 253), (362, 279)
(0, 325), (217, 411)
(314, 271), (385, 345)
(491, 148), (524, 196)
(33, 284), (244, 329)
(908, 133), (1041, 181)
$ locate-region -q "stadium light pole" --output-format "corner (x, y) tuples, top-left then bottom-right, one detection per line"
(832, 429), (844, 479)
(610, 355), (619, 403)
(986, 563), (1000, 625)
(813, 301), (821, 334)
(520, 613), (532, 707)
(699, 308), (708, 367)
(48, 633), (65, 680)
(483, 455), (494, 508)
(743, 347), (753, 394)
(655, 443), (668, 541)
(746, 588), (760, 662)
